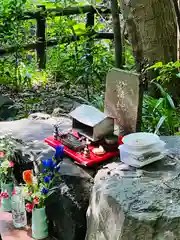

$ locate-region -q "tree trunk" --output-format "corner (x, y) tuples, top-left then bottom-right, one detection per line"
(110, 0), (123, 68)
(120, 0), (177, 66)
(120, 0), (177, 131)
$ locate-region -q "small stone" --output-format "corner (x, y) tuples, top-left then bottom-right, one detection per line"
(52, 107), (66, 117)
(28, 112), (51, 120)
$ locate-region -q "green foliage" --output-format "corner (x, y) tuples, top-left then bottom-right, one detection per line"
(148, 61), (180, 101)
(0, 158), (14, 184)
(0, 0), (137, 126)
(0, 136), (27, 164)
(148, 61), (180, 83)
(45, 11), (115, 97)
(142, 83), (179, 135)
(0, 0), (38, 90)
(0, 0), (136, 97)
(0, 135), (28, 183)
(91, 94), (104, 112)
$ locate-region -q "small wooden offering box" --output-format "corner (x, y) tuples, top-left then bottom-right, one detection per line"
(69, 104), (114, 142)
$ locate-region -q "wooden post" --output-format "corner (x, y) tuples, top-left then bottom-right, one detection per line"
(36, 5), (46, 69)
(85, 12), (95, 100)
(86, 12), (94, 65)
(110, 0), (123, 68)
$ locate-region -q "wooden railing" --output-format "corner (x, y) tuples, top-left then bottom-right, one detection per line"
(0, 5), (122, 69)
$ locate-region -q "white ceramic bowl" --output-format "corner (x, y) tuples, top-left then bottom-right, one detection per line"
(122, 132), (160, 150)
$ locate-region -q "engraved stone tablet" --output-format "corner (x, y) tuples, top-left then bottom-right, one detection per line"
(105, 68), (139, 135)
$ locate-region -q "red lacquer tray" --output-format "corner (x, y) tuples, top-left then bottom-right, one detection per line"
(45, 134), (123, 167)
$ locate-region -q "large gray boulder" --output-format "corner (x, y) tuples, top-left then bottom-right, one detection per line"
(45, 162), (93, 240)
(0, 116), (72, 142)
(86, 136), (180, 240)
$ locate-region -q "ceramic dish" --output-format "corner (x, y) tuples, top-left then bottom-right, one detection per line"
(122, 132), (160, 150)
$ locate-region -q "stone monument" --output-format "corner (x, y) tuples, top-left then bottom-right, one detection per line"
(105, 68), (139, 135)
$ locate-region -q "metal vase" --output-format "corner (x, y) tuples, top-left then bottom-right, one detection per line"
(1, 182), (14, 212)
(32, 207), (48, 240)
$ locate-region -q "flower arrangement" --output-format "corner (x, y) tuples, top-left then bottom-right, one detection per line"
(0, 136), (26, 165)
(22, 146), (64, 212)
(0, 151), (15, 184)
(0, 150), (15, 202)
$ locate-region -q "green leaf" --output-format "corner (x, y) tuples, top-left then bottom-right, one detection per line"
(73, 23), (86, 34)
(154, 116), (167, 134)
(153, 98), (164, 112)
(147, 62), (163, 70)
(165, 94), (176, 109)
(156, 76), (161, 81)
(152, 82), (175, 109)
(176, 73), (180, 78)
(153, 82), (166, 97)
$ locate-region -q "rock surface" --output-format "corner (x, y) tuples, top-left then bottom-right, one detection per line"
(46, 163), (93, 240)
(0, 116), (72, 142)
(28, 112), (51, 120)
(86, 136), (180, 240)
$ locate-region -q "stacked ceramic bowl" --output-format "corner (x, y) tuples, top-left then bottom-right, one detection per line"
(119, 132), (167, 168)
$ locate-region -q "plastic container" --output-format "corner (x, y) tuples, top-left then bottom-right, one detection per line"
(119, 139), (167, 168)
(11, 187), (27, 228)
(119, 144), (166, 168)
(121, 140), (166, 157)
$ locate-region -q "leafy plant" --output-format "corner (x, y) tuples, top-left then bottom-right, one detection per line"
(147, 61), (180, 101)
(142, 82), (180, 135)
(0, 151), (15, 184)
(91, 94), (104, 112)
(0, 0), (37, 90)
(0, 136), (27, 164)
(0, 0), (136, 114)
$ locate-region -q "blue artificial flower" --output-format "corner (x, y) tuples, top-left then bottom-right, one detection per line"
(44, 176), (51, 183)
(41, 187), (49, 195)
(42, 168), (47, 174)
(55, 145), (64, 159)
(42, 158), (53, 168)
